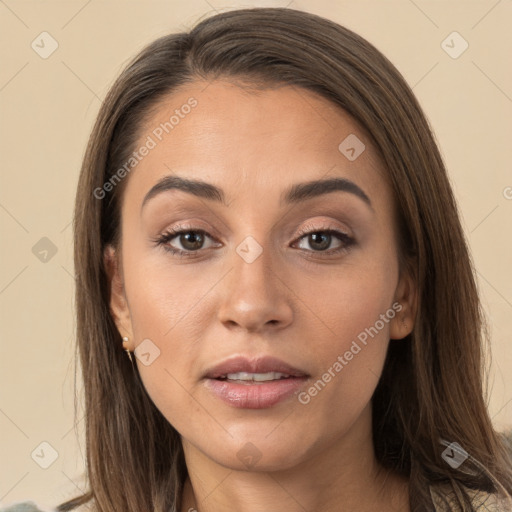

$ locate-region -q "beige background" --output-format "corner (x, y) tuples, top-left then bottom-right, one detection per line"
(1, 0), (511, 508)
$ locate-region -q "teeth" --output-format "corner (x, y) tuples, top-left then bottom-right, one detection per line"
(223, 371), (290, 382)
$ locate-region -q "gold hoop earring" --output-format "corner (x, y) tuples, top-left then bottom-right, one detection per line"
(122, 336), (134, 364)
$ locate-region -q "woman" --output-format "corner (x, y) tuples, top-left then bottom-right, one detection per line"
(4, 6), (511, 512)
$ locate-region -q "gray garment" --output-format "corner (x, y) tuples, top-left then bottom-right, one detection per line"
(0, 502), (55, 512)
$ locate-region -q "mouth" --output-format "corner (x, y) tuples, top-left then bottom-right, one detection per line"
(215, 371), (299, 384)
(203, 355), (309, 379)
(202, 356), (310, 409)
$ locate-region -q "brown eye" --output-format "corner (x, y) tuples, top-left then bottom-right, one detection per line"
(178, 231), (206, 251)
(304, 232), (332, 251)
(154, 228), (219, 258)
(295, 229), (354, 254)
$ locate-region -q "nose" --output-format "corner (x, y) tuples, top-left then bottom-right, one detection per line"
(217, 237), (294, 333)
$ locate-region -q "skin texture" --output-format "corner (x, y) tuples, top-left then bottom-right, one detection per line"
(105, 80), (417, 512)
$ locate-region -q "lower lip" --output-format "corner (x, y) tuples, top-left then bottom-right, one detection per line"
(204, 377), (308, 409)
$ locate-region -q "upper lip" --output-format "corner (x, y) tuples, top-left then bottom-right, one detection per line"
(203, 355), (309, 379)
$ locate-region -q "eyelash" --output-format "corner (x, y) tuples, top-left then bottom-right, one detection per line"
(152, 224), (355, 259)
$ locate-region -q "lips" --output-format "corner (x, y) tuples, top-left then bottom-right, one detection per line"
(202, 355), (310, 409)
(203, 355), (309, 380)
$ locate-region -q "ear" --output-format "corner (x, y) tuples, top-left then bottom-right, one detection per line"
(389, 266), (417, 340)
(104, 244), (134, 350)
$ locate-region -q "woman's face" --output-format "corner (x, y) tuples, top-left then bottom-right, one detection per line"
(106, 80), (415, 471)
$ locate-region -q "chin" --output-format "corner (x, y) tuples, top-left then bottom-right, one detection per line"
(203, 431), (315, 473)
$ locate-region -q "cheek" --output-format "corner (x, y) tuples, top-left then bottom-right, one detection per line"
(121, 251), (225, 428)
(297, 260), (397, 351)
(291, 260), (397, 414)
(123, 272), (208, 388)
(122, 240), (218, 339)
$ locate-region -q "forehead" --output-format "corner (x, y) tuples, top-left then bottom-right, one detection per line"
(122, 79), (389, 212)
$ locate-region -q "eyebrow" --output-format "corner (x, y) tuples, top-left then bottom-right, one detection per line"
(141, 175), (373, 212)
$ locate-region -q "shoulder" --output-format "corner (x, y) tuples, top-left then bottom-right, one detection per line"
(0, 502), (55, 512)
(430, 483), (512, 511)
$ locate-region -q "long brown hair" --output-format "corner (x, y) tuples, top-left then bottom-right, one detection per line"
(62, 7), (512, 511)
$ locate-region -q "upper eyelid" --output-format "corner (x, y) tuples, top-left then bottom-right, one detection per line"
(295, 220), (351, 236)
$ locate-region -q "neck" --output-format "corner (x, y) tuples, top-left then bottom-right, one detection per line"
(179, 405), (409, 512)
